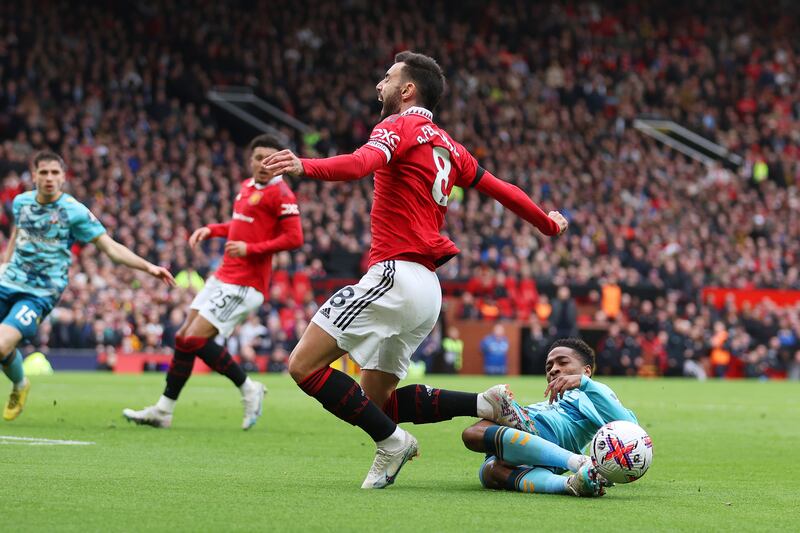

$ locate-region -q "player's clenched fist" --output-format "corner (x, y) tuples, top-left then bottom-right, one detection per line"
(189, 227), (211, 249)
(262, 149), (304, 177)
(548, 211), (568, 236)
(225, 241), (248, 257)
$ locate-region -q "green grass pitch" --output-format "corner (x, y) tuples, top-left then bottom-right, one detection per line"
(1, 373), (798, 532)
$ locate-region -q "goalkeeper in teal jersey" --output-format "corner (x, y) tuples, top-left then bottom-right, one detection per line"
(0, 151), (175, 421)
(461, 338), (637, 497)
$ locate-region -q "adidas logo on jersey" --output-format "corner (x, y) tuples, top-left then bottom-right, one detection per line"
(320, 307), (331, 319)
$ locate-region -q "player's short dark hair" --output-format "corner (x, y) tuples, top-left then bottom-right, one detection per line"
(248, 134), (285, 153)
(31, 150), (66, 171)
(549, 338), (596, 371)
(394, 51), (445, 111)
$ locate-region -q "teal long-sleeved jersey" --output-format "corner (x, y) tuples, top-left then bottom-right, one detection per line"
(523, 375), (638, 453)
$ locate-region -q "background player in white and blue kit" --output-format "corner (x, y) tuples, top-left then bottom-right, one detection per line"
(0, 151), (175, 421)
(461, 338), (638, 497)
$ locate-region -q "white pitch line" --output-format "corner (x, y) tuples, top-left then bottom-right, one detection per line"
(0, 435), (95, 446)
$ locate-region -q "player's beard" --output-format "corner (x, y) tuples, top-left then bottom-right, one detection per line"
(380, 90), (402, 119)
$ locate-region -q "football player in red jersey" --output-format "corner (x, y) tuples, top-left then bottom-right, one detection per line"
(124, 134), (303, 430)
(264, 52), (567, 488)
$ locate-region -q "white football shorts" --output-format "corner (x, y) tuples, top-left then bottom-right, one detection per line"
(311, 260), (442, 379)
(190, 276), (264, 338)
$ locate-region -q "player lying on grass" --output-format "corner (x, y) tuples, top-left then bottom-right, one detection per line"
(123, 134), (303, 430)
(461, 338), (638, 497)
(263, 51), (567, 489)
(0, 151), (175, 421)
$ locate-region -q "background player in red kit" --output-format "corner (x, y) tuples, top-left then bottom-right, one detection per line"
(124, 134), (303, 430)
(264, 52), (567, 488)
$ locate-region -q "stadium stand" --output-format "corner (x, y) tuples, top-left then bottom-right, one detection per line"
(1, 0), (798, 378)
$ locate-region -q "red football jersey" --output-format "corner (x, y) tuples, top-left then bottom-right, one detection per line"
(206, 176), (301, 296)
(361, 106), (481, 270)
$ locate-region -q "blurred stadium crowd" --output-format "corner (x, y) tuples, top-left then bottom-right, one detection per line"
(0, 0), (798, 378)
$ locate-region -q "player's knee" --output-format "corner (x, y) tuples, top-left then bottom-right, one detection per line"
(0, 335), (18, 359)
(478, 458), (505, 490)
(462, 424), (486, 452)
(287, 351), (312, 383)
(183, 320), (216, 339)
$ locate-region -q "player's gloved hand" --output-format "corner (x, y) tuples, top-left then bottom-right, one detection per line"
(225, 241), (247, 257)
(262, 149), (305, 176)
(544, 374), (583, 404)
(189, 227), (211, 249)
(548, 211), (568, 236)
(0, 263), (7, 277)
(147, 264), (177, 287)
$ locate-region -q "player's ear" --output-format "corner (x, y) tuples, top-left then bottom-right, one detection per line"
(583, 365), (592, 378)
(401, 81), (415, 101)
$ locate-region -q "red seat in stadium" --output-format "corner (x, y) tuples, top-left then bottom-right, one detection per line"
(518, 278), (539, 306)
(292, 271), (313, 302)
(272, 270), (291, 298)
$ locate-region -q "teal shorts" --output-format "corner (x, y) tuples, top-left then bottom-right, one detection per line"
(0, 284), (53, 340)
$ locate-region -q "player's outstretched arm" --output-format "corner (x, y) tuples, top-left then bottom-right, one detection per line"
(0, 226), (15, 277)
(93, 233), (176, 286)
(1, 226), (17, 265)
(262, 147), (385, 182)
(474, 171), (567, 236)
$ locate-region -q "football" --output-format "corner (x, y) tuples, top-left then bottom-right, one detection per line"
(590, 420), (653, 484)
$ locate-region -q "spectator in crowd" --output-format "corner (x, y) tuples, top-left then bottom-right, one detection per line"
(267, 347), (289, 374)
(619, 322), (644, 377)
(710, 322), (731, 378)
(481, 325), (510, 375)
(174, 267), (205, 292)
(789, 351), (800, 381)
(441, 326), (464, 374)
(550, 286), (578, 339)
(522, 319), (551, 375)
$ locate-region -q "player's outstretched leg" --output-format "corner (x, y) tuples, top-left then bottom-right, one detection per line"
(123, 310), (266, 429)
(189, 336), (266, 429)
(381, 383), (531, 431)
(479, 457), (604, 497)
(289, 323), (418, 489)
(2, 349), (30, 421)
(463, 421), (589, 473)
(122, 334), (200, 428)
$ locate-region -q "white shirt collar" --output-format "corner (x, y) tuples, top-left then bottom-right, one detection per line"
(401, 106), (433, 121)
(248, 175), (283, 189)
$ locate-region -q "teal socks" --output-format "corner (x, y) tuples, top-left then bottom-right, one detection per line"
(1, 350), (25, 386)
(483, 425), (577, 471)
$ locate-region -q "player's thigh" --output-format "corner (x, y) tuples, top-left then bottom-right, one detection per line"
(0, 298), (47, 354)
(372, 261), (442, 377)
(288, 321), (346, 382)
(308, 263), (399, 373)
(479, 456), (515, 490)
(0, 324), (22, 358)
(370, 306), (440, 381)
(360, 369), (399, 406)
(311, 261), (440, 380)
(190, 277), (261, 338)
(176, 309), (201, 337)
(182, 313), (219, 338)
(462, 419), (496, 452)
